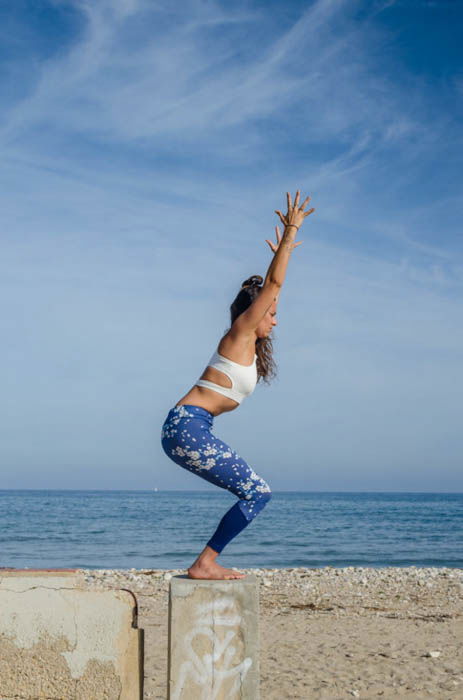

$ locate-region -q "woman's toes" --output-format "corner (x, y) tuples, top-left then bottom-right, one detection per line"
(231, 571), (246, 579)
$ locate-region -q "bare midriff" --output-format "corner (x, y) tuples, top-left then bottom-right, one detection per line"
(175, 384), (239, 417)
(174, 333), (256, 417)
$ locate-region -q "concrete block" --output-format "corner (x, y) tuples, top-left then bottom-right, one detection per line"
(168, 574), (259, 700)
(0, 570), (143, 699)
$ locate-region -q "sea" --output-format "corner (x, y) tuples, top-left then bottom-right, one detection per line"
(0, 490), (461, 570)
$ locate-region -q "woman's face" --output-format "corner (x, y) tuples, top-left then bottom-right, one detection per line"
(256, 300), (277, 339)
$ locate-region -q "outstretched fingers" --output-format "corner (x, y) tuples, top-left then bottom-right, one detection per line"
(265, 226), (283, 253)
(274, 209), (287, 225)
(300, 195), (311, 210)
(278, 191), (314, 228)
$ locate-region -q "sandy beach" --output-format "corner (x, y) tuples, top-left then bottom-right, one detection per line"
(76, 566), (463, 699)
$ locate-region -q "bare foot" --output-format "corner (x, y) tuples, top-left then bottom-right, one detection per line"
(187, 560), (246, 580)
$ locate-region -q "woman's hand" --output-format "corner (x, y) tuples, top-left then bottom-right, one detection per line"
(265, 225), (303, 254)
(274, 190), (315, 230)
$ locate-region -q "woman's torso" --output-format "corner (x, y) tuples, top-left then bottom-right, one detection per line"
(175, 332), (257, 416)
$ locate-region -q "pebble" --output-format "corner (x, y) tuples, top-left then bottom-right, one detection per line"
(73, 563), (461, 699)
(75, 566), (463, 624)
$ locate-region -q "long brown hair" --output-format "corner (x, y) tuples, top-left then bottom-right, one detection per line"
(228, 274), (277, 384)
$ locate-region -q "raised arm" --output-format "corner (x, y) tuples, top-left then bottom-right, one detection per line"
(264, 189), (314, 289)
(234, 190), (314, 333)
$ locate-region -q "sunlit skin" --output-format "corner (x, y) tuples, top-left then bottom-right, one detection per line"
(256, 300), (278, 339)
(175, 190), (314, 579)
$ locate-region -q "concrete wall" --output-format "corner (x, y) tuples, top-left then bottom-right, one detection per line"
(0, 570), (143, 700)
(168, 574), (259, 700)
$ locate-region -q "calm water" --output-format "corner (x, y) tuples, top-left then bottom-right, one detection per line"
(0, 490), (461, 570)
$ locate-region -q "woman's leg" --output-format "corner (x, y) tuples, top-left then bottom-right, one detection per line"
(204, 457), (272, 554)
(161, 406), (272, 576)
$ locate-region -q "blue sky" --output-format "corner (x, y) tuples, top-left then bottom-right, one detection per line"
(1, 0), (462, 492)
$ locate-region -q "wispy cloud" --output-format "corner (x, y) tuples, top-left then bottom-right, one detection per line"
(0, 0), (447, 153)
(0, 0), (461, 488)
(3, 0), (460, 260)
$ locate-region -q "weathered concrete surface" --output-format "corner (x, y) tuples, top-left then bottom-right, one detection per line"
(0, 570), (143, 699)
(168, 574), (259, 700)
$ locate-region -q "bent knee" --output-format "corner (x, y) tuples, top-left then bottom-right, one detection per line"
(256, 486), (272, 505)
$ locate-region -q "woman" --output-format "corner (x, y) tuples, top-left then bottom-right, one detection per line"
(161, 190), (315, 579)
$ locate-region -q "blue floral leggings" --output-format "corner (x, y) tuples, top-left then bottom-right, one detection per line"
(161, 404), (272, 554)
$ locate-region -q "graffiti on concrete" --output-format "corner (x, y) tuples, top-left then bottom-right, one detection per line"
(172, 595), (252, 699)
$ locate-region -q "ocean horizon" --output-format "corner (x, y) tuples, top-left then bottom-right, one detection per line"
(1, 489), (462, 570)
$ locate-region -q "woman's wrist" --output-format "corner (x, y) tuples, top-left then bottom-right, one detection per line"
(282, 224), (299, 243)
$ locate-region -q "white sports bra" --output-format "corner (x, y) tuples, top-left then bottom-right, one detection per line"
(195, 347), (258, 404)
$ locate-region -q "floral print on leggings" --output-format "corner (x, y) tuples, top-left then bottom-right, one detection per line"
(161, 404), (272, 522)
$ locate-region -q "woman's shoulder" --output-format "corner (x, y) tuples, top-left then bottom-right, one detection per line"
(217, 327), (256, 364)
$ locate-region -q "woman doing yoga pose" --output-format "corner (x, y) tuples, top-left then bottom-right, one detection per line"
(161, 190), (315, 579)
